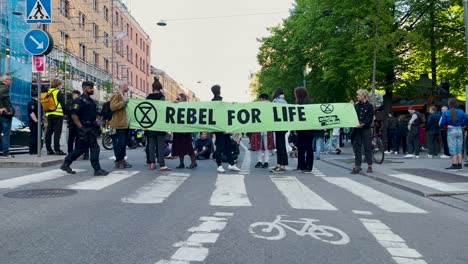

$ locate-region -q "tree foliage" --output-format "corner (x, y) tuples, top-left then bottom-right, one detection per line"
(256, 0), (467, 106)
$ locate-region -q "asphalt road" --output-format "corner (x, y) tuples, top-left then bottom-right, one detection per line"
(0, 142), (467, 264)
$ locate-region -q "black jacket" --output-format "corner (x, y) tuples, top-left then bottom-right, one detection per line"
(355, 101), (374, 129)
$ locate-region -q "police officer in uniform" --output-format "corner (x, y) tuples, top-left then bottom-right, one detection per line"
(27, 89), (42, 154)
(60, 81), (109, 176)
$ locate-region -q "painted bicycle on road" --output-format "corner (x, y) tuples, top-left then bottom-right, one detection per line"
(249, 215), (350, 245)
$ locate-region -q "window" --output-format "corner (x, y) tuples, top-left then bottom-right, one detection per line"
(130, 28), (133, 40)
(60, 32), (71, 51)
(93, 51), (99, 66)
(93, 0), (98, 11)
(126, 46), (129, 60)
(103, 6), (109, 21)
(93, 23), (99, 41)
(135, 33), (138, 44)
(104, 32), (109, 47)
(79, 43), (87, 61)
(115, 11), (119, 26)
(135, 54), (138, 68)
(79, 12), (86, 29)
(120, 17), (123, 30)
(126, 24), (129, 36)
(104, 58), (109, 73)
(146, 45), (149, 56)
(129, 48), (133, 63)
(60, 0), (70, 17)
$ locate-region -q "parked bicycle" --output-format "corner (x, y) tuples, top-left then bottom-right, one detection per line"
(249, 215), (350, 245)
(371, 132), (384, 164)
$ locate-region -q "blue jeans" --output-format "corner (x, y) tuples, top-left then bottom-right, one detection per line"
(111, 129), (128, 162)
(313, 136), (324, 158)
(0, 116), (12, 155)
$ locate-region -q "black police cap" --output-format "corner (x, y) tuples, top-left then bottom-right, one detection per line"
(82, 81), (94, 88)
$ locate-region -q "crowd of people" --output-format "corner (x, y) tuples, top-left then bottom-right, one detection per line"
(3, 73), (468, 174)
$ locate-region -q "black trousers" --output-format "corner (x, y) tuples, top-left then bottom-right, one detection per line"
(426, 131), (440, 156)
(214, 132), (233, 166)
(441, 129), (450, 156)
(67, 124), (78, 154)
(28, 121), (42, 154)
(297, 131), (314, 171)
(407, 128), (420, 155)
(46, 115), (63, 152)
(275, 131), (288, 166)
(352, 128), (372, 166)
(64, 129), (101, 171)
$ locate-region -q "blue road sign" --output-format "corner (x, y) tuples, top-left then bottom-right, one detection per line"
(24, 29), (50, 55)
(26, 0), (52, 24)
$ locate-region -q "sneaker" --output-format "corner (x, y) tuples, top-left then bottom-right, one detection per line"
(115, 161), (124, 169)
(217, 166), (226, 173)
(366, 167), (373, 173)
(60, 164), (76, 174)
(302, 170), (313, 174)
(336, 149), (342, 155)
(254, 162), (263, 168)
(458, 164), (463, 171)
(415, 156), (419, 159)
(228, 164), (241, 171)
(445, 165), (459, 170)
(47, 151), (55, 155)
(121, 160), (132, 168)
(440, 154), (450, 159)
(0, 154), (14, 159)
(384, 151), (391, 154)
(262, 162), (269, 168)
(55, 150), (67, 155)
(272, 167), (286, 173)
(394, 151), (399, 155)
(404, 154), (415, 158)
(426, 154), (433, 158)
(94, 169), (109, 176)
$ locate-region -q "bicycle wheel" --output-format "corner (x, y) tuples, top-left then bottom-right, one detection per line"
(248, 222), (286, 241)
(372, 138), (384, 164)
(309, 225), (350, 245)
(102, 135), (113, 150)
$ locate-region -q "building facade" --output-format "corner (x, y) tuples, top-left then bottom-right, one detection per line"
(151, 66), (199, 102)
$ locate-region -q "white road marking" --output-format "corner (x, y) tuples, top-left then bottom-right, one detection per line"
(187, 233), (219, 244)
(0, 169), (84, 189)
(213, 212), (234, 217)
(121, 173), (189, 204)
(210, 174), (251, 207)
(324, 177), (427, 213)
(360, 218), (427, 264)
(188, 221), (227, 233)
(389, 173), (467, 192)
(352, 210), (373, 215)
(155, 260), (188, 264)
(312, 168), (326, 177)
(67, 170), (139, 190)
(270, 176), (337, 210)
(171, 247), (209, 262)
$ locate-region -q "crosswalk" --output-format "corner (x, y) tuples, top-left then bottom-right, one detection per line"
(0, 166), (430, 214)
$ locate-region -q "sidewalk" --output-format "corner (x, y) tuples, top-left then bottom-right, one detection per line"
(0, 152), (64, 168)
(322, 144), (468, 211)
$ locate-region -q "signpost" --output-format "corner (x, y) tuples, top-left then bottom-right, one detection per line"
(32, 55), (45, 72)
(24, 29), (50, 55)
(26, 0), (52, 24)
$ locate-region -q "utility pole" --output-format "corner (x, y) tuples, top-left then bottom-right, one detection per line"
(371, 0), (380, 108)
(463, 0), (468, 111)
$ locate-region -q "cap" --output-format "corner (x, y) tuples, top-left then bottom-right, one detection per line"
(82, 81), (94, 87)
(72, 90), (81, 95)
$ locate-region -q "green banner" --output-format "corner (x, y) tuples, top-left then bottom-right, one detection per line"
(127, 99), (359, 133)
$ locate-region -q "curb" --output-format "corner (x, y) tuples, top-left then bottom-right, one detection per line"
(0, 158), (64, 168)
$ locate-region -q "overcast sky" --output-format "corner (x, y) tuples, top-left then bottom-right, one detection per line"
(127, 0), (294, 101)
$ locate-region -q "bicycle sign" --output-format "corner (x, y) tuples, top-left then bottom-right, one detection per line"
(249, 215), (350, 245)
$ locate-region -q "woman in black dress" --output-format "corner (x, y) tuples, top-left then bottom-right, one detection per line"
(171, 93), (197, 169)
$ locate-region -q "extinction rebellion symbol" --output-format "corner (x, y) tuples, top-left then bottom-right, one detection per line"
(135, 102), (157, 129)
(320, 104), (334, 114)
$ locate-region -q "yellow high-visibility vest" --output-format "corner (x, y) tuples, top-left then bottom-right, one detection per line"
(45, 88), (63, 117)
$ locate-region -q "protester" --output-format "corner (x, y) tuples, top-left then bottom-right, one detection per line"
(60, 81), (109, 176)
(194, 132), (213, 160)
(439, 99), (465, 170)
(146, 78), (171, 171)
(329, 128), (342, 154)
(27, 90), (42, 154)
(250, 93), (275, 169)
(172, 93), (197, 169)
(425, 106), (441, 158)
(439, 105), (450, 158)
(211, 84), (240, 173)
(351, 89), (374, 174)
(404, 106), (422, 158)
(294, 87), (315, 173)
(313, 130), (325, 160)
(396, 114), (408, 155)
(44, 79), (66, 155)
(384, 112), (399, 154)
(270, 88), (288, 173)
(110, 82), (132, 169)
(65, 90), (89, 159)
(0, 74), (14, 158)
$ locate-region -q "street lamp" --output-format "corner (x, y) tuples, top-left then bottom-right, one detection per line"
(157, 20), (167, 27)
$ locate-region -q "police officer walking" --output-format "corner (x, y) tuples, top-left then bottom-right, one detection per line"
(60, 81), (109, 176)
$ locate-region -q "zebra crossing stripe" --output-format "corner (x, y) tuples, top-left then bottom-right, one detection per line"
(323, 177), (427, 213)
(270, 176), (337, 210)
(388, 173), (467, 192)
(210, 174), (252, 207)
(67, 170), (140, 190)
(0, 169), (84, 189)
(121, 173), (190, 204)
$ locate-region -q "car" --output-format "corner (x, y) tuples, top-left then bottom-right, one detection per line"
(0, 117), (31, 154)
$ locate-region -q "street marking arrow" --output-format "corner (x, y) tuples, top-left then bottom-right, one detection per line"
(29, 35), (44, 49)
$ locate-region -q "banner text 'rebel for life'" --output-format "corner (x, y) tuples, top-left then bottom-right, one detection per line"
(127, 99), (359, 133)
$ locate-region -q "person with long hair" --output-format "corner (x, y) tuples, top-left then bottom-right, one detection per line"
(250, 93), (275, 169)
(294, 87), (315, 173)
(351, 89), (374, 174)
(172, 93), (198, 169)
(270, 88), (288, 173)
(439, 98), (466, 170)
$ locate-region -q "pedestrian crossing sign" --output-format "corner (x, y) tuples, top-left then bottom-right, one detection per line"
(26, 0), (52, 24)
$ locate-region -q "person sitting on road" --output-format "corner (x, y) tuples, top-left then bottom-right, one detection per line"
(194, 132), (213, 160)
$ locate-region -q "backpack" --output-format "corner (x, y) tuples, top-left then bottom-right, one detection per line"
(413, 112), (423, 126)
(101, 101), (113, 121)
(40, 90), (57, 112)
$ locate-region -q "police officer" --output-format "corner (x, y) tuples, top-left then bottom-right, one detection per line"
(60, 81), (109, 176)
(27, 89), (42, 154)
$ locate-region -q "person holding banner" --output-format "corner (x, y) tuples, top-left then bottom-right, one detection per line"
(294, 87), (315, 173)
(270, 88), (289, 173)
(251, 93), (275, 169)
(351, 89), (374, 174)
(211, 85), (241, 173)
(146, 78), (171, 171)
(172, 93), (198, 169)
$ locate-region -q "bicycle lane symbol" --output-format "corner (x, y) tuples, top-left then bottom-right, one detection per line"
(248, 215), (350, 245)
